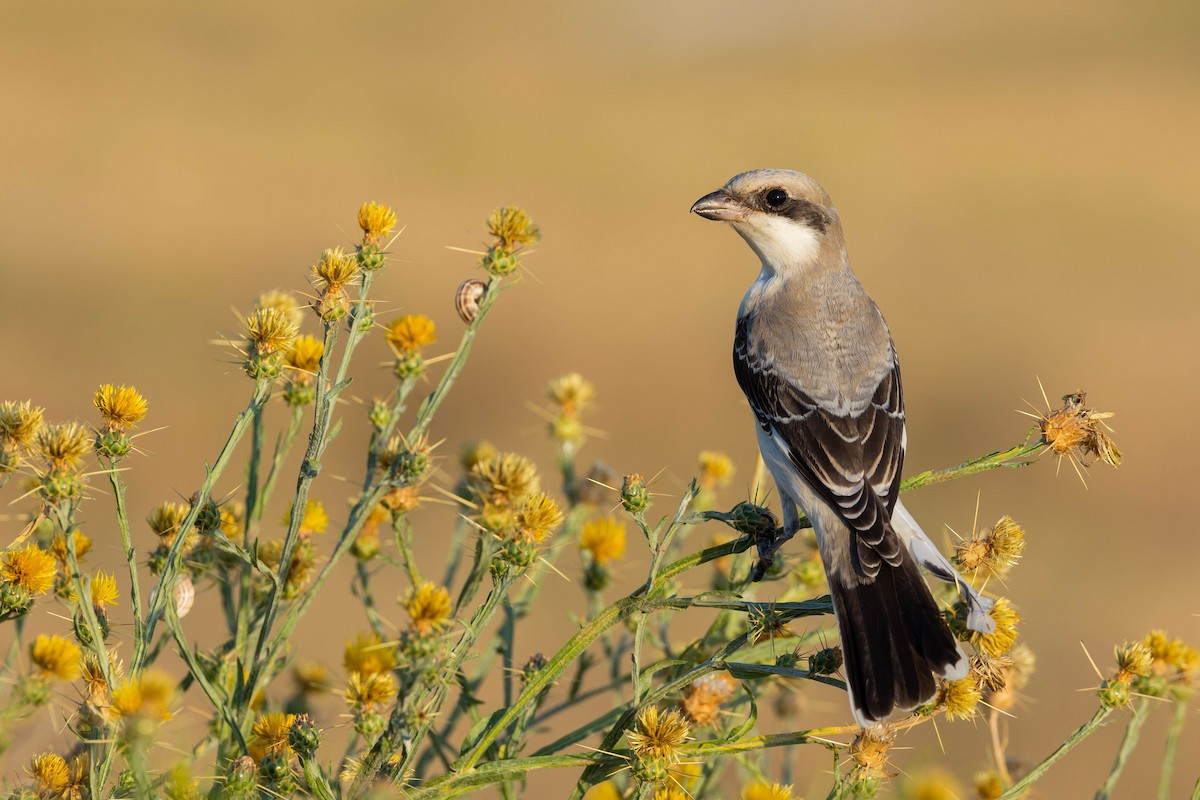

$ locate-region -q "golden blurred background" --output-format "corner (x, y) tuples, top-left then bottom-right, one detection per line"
(2, 1), (1198, 796)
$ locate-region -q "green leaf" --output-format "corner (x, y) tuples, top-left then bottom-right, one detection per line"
(460, 707), (510, 757)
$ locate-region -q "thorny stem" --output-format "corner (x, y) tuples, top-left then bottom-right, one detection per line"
(998, 707), (1112, 799)
(1095, 699), (1149, 799)
(106, 465), (145, 656)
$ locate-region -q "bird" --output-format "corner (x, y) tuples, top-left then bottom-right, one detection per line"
(690, 169), (995, 726)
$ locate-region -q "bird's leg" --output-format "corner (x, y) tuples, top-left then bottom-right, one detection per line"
(751, 495), (802, 581)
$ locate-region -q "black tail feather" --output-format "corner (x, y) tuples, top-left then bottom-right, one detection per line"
(828, 553), (965, 725)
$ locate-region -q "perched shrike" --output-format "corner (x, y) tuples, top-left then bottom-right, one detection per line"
(691, 169), (995, 726)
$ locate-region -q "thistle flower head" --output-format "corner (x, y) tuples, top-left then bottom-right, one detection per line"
(111, 669), (176, 721)
(30, 634), (81, 680)
(2, 545), (57, 595)
(256, 289), (305, 329)
(343, 632), (397, 677)
(252, 712), (297, 757)
(680, 672), (737, 725)
(0, 400), (44, 448)
(698, 451), (735, 488)
(460, 440), (498, 472)
(470, 452), (540, 507)
(258, 537), (318, 599)
(741, 780), (796, 800)
(966, 597), (1021, 658)
(1141, 630), (1199, 681)
(849, 725), (894, 779)
(626, 706), (691, 778)
(81, 648), (123, 702)
(487, 207), (541, 252)
(245, 306), (299, 356)
(1114, 641), (1154, 680)
(547, 373), (595, 417)
(357, 201), (397, 241)
(344, 671), (397, 710)
(49, 529), (91, 569)
(404, 582), (452, 636)
(312, 246), (359, 290)
(385, 314), (437, 354)
(286, 334), (325, 377)
(1039, 391), (1122, 468)
(293, 661), (331, 695)
(955, 515), (1025, 576)
(93, 384), (148, 432)
(938, 676), (982, 721)
(91, 570), (120, 610)
(34, 422), (91, 472)
(514, 492), (564, 543)
(147, 502), (190, 546)
(580, 516), (626, 566)
(282, 499), (329, 535)
(29, 753), (70, 796)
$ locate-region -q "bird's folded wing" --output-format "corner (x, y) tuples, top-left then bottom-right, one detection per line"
(734, 319), (906, 578)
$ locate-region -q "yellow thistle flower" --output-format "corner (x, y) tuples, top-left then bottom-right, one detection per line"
(49, 529), (91, 568)
(698, 451), (735, 488)
(256, 289), (305, 329)
(460, 440), (498, 472)
(82, 649), (123, 701)
(344, 632), (397, 677)
(470, 452), (540, 506)
(258, 538), (318, 598)
(546, 373), (595, 417)
(742, 780), (795, 800)
(90, 570), (119, 610)
(111, 669), (176, 721)
(30, 634), (81, 681)
(358, 201), (397, 240)
(903, 769), (964, 800)
(626, 706), (691, 762)
(283, 499), (329, 535)
(312, 246), (359, 290)
(93, 384), (148, 432)
(580, 516), (626, 566)
(344, 671), (398, 710)
(974, 771), (1004, 800)
(970, 598), (1021, 657)
(939, 676), (981, 721)
(220, 504), (245, 540)
(33, 422), (91, 472)
(1142, 630), (1199, 679)
(251, 712), (297, 756)
(680, 672), (737, 725)
(1114, 641), (1154, 680)
(849, 725), (894, 776)
(293, 661), (331, 694)
(29, 753), (70, 795)
(514, 492), (564, 543)
(385, 314), (437, 354)
(487, 207), (541, 251)
(0, 400), (44, 448)
(2, 545), (57, 594)
(286, 334), (325, 377)
(584, 783), (623, 800)
(147, 502), (190, 545)
(245, 306), (299, 356)
(651, 788), (690, 800)
(404, 582), (452, 636)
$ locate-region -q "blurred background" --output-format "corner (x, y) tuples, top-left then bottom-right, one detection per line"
(2, 1), (1198, 796)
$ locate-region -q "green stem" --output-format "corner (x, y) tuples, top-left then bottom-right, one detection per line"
(164, 604), (249, 753)
(251, 404), (307, 527)
(1096, 700), (1150, 799)
(106, 465), (145, 655)
(900, 440), (1043, 492)
(998, 707), (1111, 799)
(1159, 698), (1189, 800)
(300, 755), (338, 800)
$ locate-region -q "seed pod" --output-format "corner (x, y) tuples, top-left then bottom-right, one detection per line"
(454, 279), (486, 323)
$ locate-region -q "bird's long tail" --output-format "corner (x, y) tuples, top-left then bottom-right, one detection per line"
(828, 550), (968, 727)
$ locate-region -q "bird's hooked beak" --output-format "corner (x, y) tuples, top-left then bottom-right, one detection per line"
(690, 189), (747, 222)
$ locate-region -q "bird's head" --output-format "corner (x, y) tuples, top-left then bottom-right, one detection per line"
(690, 169), (842, 271)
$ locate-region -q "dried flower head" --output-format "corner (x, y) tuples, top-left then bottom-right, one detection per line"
(34, 422), (91, 472)
(312, 246), (359, 290)
(256, 289), (305, 329)
(626, 706), (691, 764)
(487, 207), (541, 251)
(404, 582), (452, 636)
(345, 671), (398, 710)
(514, 492), (564, 543)
(955, 515), (1026, 576)
(470, 452), (540, 507)
(30, 634), (82, 681)
(970, 598), (1021, 657)
(1114, 641), (1153, 681)
(547, 373), (595, 417)
(0, 400), (45, 448)
(2, 545), (57, 594)
(1039, 390), (1122, 468)
(93, 384), (148, 432)
(81, 648), (123, 701)
(938, 676), (982, 721)
(245, 306), (299, 356)
(580, 516), (627, 566)
(286, 334), (325, 377)
(358, 201), (397, 240)
(344, 632), (397, 677)
(252, 712), (298, 757)
(29, 753), (70, 796)
(282, 499), (329, 535)
(849, 724), (895, 776)
(90, 570), (119, 610)
(680, 672), (737, 725)
(742, 780), (796, 800)
(386, 314), (437, 354)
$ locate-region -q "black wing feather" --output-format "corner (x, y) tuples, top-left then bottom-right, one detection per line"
(733, 315), (906, 578)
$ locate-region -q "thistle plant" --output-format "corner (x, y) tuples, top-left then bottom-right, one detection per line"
(1, 200), (1191, 800)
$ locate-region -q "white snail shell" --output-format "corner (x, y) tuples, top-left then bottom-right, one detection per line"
(173, 573), (195, 618)
(455, 279), (486, 323)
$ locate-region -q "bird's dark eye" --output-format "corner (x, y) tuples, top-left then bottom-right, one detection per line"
(764, 188), (788, 208)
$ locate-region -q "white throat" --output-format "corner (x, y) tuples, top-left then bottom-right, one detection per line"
(736, 215), (822, 274)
